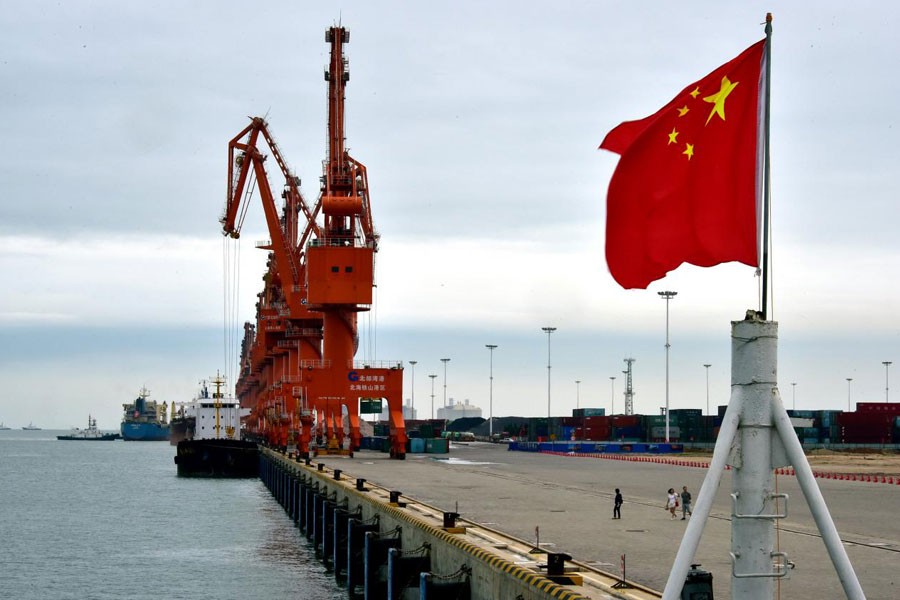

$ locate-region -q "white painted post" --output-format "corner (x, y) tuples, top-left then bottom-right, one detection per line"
(729, 317), (778, 599)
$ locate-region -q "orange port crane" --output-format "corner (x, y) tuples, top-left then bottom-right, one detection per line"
(222, 26), (408, 459)
(223, 118), (323, 453)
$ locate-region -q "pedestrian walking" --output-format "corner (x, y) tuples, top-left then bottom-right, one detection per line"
(680, 486), (693, 520)
(665, 488), (678, 519)
(613, 488), (623, 519)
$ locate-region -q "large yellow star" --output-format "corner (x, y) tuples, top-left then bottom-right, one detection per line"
(683, 143), (694, 160)
(668, 127), (679, 145)
(703, 76), (739, 125)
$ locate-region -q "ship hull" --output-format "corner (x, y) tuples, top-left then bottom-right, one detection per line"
(120, 422), (170, 441)
(174, 439), (258, 478)
(169, 417), (196, 445)
(57, 433), (121, 441)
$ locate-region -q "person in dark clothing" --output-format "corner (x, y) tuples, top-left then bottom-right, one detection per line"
(681, 486), (693, 519)
(613, 488), (623, 519)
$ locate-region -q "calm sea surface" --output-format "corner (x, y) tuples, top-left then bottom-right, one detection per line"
(0, 430), (344, 599)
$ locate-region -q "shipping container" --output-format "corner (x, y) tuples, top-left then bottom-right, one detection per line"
(670, 408), (702, 417)
(424, 437), (449, 453)
(838, 412), (895, 427)
(840, 425), (892, 444)
(818, 410), (841, 427)
(856, 403), (900, 414)
(573, 407), (606, 417)
(611, 415), (641, 427)
(612, 425), (643, 438)
(651, 426), (681, 439)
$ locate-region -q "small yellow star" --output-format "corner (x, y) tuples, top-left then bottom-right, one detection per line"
(703, 75), (739, 125)
(689, 87), (700, 99)
(677, 105), (690, 117)
(667, 128), (679, 145)
(683, 143), (694, 160)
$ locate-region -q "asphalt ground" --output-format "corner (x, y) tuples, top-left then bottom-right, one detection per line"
(314, 442), (899, 600)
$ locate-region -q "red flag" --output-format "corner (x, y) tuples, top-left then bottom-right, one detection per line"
(601, 40), (766, 289)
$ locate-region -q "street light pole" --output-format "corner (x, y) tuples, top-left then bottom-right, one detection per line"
(575, 380), (581, 410)
(609, 376), (616, 416)
(486, 345), (497, 439)
(703, 364), (711, 416)
(658, 291), (677, 443)
(791, 382), (797, 410)
(440, 358), (451, 410)
(408, 360), (417, 419)
(883, 361), (892, 402)
(846, 377), (853, 412)
(428, 374), (437, 420)
(541, 327), (556, 420)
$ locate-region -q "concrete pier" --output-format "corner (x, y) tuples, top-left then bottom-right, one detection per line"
(305, 443), (899, 600)
(259, 447), (661, 600)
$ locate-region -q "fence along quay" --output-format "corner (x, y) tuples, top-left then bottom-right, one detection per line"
(258, 446), (661, 600)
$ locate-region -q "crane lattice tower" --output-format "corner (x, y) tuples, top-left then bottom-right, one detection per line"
(623, 357), (636, 415)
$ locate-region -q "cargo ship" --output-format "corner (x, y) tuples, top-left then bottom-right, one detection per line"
(174, 374), (257, 477)
(22, 422), (41, 430)
(58, 414), (120, 441)
(0, 422), (10, 430)
(121, 387), (169, 441)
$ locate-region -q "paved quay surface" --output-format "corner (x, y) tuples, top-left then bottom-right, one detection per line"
(313, 442), (900, 600)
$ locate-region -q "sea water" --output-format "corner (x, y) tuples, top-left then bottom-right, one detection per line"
(0, 430), (343, 599)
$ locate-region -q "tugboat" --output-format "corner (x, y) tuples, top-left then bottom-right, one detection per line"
(22, 422), (41, 430)
(121, 387), (169, 441)
(57, 415), (121, 441)
(174, 373), (257, 477)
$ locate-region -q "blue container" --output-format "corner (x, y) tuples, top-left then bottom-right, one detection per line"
(409, 438), (426, 453)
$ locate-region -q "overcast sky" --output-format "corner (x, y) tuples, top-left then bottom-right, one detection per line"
(3, 1), (900, 429)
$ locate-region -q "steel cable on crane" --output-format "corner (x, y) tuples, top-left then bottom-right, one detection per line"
(236, 169), (257, 236)
(222, 232), (242, 392)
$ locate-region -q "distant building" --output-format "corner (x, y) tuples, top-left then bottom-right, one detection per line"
(437, 399), (482, 421)
(378, 401), (417, 421)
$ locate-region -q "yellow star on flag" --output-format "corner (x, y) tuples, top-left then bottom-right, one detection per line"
(689, 87), (700, 99)
(703, 76), (739, 125)
(667, 128), (679, 145)
(683, 143), (694, 160)
(677, 105), (690, 117)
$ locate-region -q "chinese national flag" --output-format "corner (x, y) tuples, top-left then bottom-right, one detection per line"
(600, 40), (766, 289)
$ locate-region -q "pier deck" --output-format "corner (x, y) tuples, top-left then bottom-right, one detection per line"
(312, 441), (900, 599)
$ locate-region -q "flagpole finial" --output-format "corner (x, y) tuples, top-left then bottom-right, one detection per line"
(766, 13), (773, 23)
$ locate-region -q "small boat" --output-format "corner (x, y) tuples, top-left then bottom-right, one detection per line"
(22, 422), (41, 430)
(0, 422), (10, 430)
(57, 415), (121, 441)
